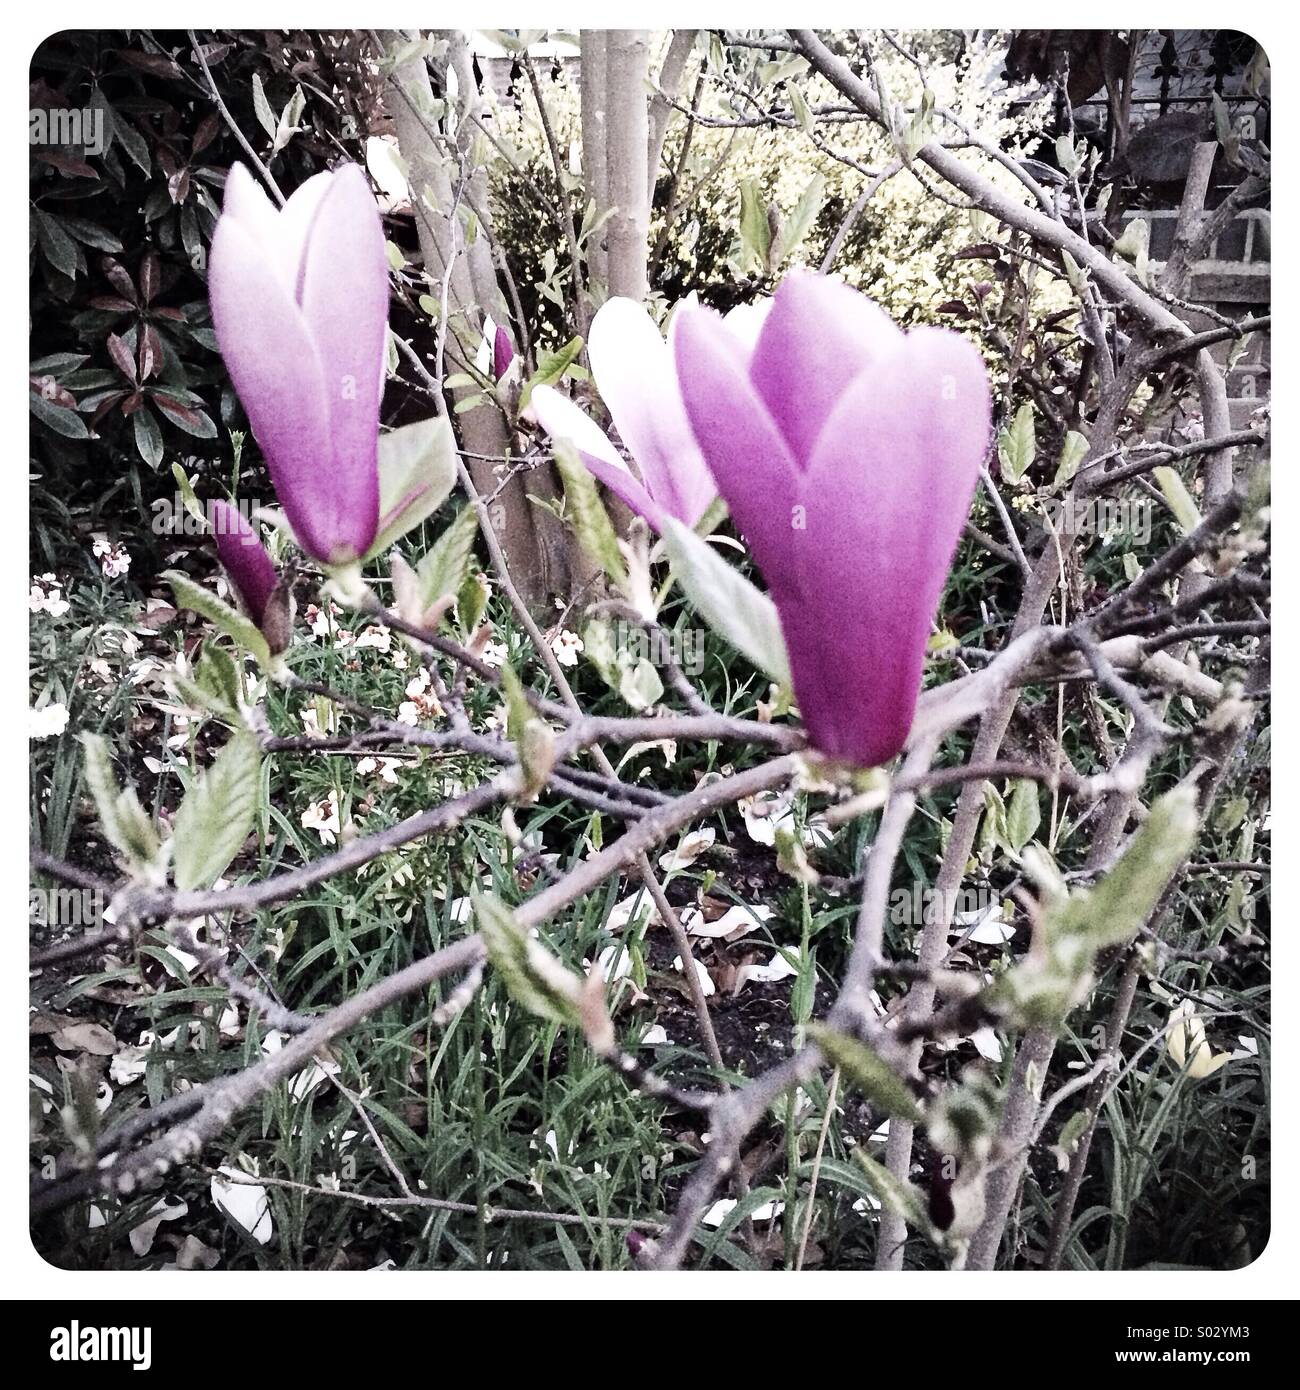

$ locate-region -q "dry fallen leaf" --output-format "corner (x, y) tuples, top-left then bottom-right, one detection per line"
(658, 828), (716, 873)
(211, 1165), (274, 1244)
(733, 951), (799, 993)
(51, 1022), (118, 1056)
(683, 902), (773, 940)
(129, 1198), (188, 1256)
(165, 1233), (221, 1271)
(673, 953), (716, 998)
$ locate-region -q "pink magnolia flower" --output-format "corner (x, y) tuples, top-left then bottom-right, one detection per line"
(672, 271), (991, 768)
(207, 499), (277, 627)
(493, 324), (514, 383)
(531, 297), (760, 530)
(208, 163), (388, 566)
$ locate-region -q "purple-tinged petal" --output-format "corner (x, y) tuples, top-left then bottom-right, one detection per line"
(493, 325), (514, 382)
(531, 384), (629, 472)
(531, 385), (667, 530)
(721, 298), (772, 357)
(581, 454), (670, 531)
(672, 301), (803, 595)
(589, 297), (715, 526)
(271, 171), (334, 297)
(221, 165), (333, 303)
(208, 214), (338, 565)
(219, 164), (281, 248)
(748, 269), (901, 468)
(297, 164), (386, 562)
(670, 271), (992, 768)
(787, 327), (991, 766)
(207, 499), (277, 626)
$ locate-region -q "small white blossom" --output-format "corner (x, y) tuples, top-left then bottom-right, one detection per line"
(301, 790), (341, 844)
(549, 629), (584, 667)
(357, 755), (402, 784)
(29, 703), (70, 740)
(353, 625), (392, 653)
(91, 533), (131, 577)
(397, 667), (443, 725)
(29, 574), (70, 616)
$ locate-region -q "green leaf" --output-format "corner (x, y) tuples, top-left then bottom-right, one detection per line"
(808, 1024), (923, 1122)
(162, 569), (272, 670)
(1060, 249), (1086, 293)
(618, 657), (663, 712)
(1006, 779), (1042, 852)
(978, 783), (1009, 859)
(775, 825), (818, 885)
(1056, 1108), (1091, 1155)
(1212, 91), (1233, 148)
(457, 571), (489, 634)
(520, 335), (584, 410)
(1153, 466), (1203, 535)
(1214, 796), (1249, 835)
(781, 173), (826, 259)
(363, 416), (458, 561)
(517, 718), (557, 801)
(1113, 217), (1151, 287)
(1054, 429), (1090, 488)
(853, 1148), (930, 1232)
(498, 663), (531, 745)
(899, 89), (936, 164)
(415, 504), (480, 611)
(738, 179), (772, 274)
(553, 439), (628, 589)
(997, 402), (1036, 483)
(273, 85), (306, 155)
(788, 82), (814, 132)
(170, 641), (245, 724)
(475, 891), (583, 1027)
(1052, 785), (1199, 950)
(133, 406), (164, 469)
(251, 73), (278, 140)
(170, 463), (207, 526)
(34, 211), (80, 278)
(496, 661), (556, 798)
(172, 732), (261, 891)
(109, 109), (150, 175)
(29, 391), (88, 440)
(1055, 134), (1082, 177)
(79, 733), (163, 879)
(661, 517), (791, 688)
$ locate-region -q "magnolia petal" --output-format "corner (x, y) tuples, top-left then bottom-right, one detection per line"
(493, 324), (514, 382)
(721, 298), (773, 355)
(788, 327), (990, 765)
(531, 384), (629, 472)
(672, 301), (803, 596)
(581, 453), (669, 531)
(271, 170), (333, 296)
(297, 164), (386, 562)
(219, 164), (282, 258)
(207, 499), (277, 626)
(748, 270), (901, 468)
(208, 214), (337, 564)
(222, 165), (334, 303)
(589, 297), (714, 525)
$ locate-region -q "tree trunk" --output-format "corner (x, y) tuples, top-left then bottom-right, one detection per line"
(383, 30), (577, 607)
(602, 31), (651, 303)
(646, 30), (697, 205)
(580, 30), (609, 296)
